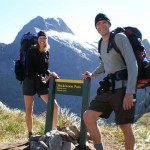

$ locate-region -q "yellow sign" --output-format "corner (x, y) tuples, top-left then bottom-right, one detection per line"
(55, 79), (83, 96)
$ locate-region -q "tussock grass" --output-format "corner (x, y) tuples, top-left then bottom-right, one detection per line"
(0, 106), (45, 143)
(134, 113), (150, 150)
(58, 108), (80, 129)
(0, 105), (81, 143)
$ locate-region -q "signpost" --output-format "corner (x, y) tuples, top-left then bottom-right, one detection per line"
(45, 77), (91, 150)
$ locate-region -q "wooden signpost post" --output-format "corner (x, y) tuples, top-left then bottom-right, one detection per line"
(45, 77), (91, 150)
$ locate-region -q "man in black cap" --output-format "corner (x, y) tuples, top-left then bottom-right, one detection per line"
(82, 13), (137, 150)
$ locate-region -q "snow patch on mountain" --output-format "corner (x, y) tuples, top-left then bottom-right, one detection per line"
(49, 30), (99, 59)
(35, 27), (99, 60)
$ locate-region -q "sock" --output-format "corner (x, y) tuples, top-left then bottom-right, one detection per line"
(94, 143), (104, 150)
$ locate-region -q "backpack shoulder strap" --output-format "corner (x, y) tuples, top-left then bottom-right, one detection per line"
(98, 32), (126, 65)
(46, 51), (49, 59)
(98, 38), (103, 53)
(110, 32), (126, 65)
(98, 33), (115, 54)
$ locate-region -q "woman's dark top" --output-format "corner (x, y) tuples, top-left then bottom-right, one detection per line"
(26, 48), (50, 78)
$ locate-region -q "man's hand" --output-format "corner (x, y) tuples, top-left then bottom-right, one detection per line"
(82, 71), (92, 79)
(123, 93), (136, 110)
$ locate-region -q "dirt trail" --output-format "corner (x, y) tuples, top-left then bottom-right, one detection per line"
(0, 132), (124, 150)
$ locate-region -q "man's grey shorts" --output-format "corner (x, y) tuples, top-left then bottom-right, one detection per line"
(22, 77), (48, 96)
(88, 88), (136, 125)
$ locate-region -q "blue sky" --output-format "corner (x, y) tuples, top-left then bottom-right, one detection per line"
(1, 0), (150, 44)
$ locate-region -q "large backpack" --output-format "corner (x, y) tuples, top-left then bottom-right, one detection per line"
(98, 26), (150, 89)
(15, 32), (38, 82)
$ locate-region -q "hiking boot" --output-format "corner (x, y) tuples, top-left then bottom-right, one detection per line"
(28, 132), (33, 141)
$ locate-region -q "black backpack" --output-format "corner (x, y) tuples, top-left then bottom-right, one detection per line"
(15, 32), (38, 82)
(98, 26), (150, 89)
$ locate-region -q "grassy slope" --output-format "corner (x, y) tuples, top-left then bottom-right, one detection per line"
(0, 104), (149, 149)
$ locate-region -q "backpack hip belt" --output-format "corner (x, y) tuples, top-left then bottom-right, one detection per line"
(108, 69), (128, 93)
(97, 69), (127, 95)
(108, 69), (128, 81)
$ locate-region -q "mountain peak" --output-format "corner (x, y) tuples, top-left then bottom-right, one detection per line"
(45, 17), (74, 34)
(27, 16), (74, 34)
(13, 16), (74, 44)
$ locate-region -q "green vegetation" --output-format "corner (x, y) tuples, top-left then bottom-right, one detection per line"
(0, 104), (149, 149)
(0, 105), (81, 143)
(134, 113), (150, 149)
(58, 108), (80, 128)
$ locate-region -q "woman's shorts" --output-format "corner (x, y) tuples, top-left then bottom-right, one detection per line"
(22, 77), (48, 96)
